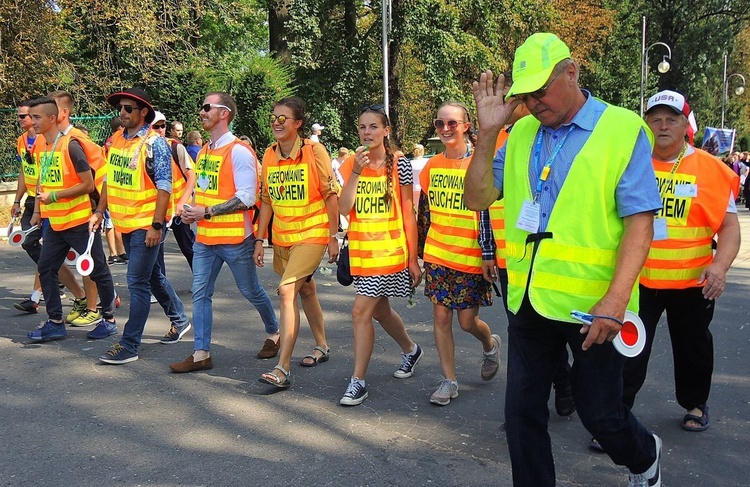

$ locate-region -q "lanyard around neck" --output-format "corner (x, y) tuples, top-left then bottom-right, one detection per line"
(39, 132), (63, 186)
(532, 125), (574, 199)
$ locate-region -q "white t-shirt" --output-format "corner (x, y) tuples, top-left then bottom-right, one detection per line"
(410, 156), (429, 192)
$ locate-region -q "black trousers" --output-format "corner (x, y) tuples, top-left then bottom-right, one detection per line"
(623, 285), (714, 411)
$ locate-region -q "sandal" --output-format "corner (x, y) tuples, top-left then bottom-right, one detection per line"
(300, 346), (330, 367)
(681, 403), (710, 432)
(258, 365), (291, 389)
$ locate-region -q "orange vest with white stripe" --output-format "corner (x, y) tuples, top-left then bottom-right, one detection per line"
(420, 153), (482, 274)
(194, 140), (253, 245)
(18, 132), (38, 197)
(488, 127), (511, 268)
(344, 155), (408, 276)
(34, 133), (92, 231)
(640, 147), (740, 289)
(261, 140), (330, 246)
(106, 130), (159, 233)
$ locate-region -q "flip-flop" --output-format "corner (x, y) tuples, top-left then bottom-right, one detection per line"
(259, 365), (291, 389)
(300, 346), (330, 367)
(682, 404), (709, 432)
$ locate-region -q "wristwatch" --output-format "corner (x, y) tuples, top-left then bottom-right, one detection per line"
(204, 209), (212, 220)
(151, 221), (163, 230)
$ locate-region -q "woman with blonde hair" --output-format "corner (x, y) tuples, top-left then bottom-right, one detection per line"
(337, 104), (423, 406)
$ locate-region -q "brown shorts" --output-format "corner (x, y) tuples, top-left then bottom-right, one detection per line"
(273, 243), (327, 286)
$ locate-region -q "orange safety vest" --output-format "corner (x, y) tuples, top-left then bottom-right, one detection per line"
(641, 147), (740, 289)
(106, 130), (159, 233)
(69, 126), (106, 194)
(342, 154), (408, 276)
(194, 138), (254, 245)
(488, 127), (512, 268)
(261, 139), (330, 246)
(166, 137), (188, 221)
(420, 153), (482, 274)
(18, 132), (38, 198)
(34, 133), (93, 231)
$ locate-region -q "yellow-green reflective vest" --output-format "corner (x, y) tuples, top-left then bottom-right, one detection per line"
(504, 105), (650, 322)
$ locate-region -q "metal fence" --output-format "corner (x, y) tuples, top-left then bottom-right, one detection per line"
(0, 108), (115, 181)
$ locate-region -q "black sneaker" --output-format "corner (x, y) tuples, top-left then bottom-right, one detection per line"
(112, 256), (127, 265)
(393, 344), (424, 378)
(118, 253), (129, 262)
(553, 379), (576, 416)
(99, 343), (138, 364)
(339, 379), (368, 406)
(14, 299), (39, 314)
(107, 256), (116, 265)
(160, 322), (192, 344)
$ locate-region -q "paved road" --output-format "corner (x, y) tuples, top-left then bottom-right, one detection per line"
(1, 215), (750, 486)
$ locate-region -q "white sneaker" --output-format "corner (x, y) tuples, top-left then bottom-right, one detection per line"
(430, 378), (458, 406)
(628, 434), (661, 487)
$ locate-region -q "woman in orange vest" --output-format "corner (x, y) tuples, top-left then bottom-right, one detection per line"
(418, 102), (501, 406)
(254, 97), (340, 389)
(337, 104), (423, 406)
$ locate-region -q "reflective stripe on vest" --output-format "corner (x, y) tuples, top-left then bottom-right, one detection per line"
(504, 105), (646, 321)
(488, 199), (506, 268)
(194, 139), (252, 245)
(34, 134), (92, 231)
(640, 148), (739, 289)
(262, 141), (329, 245)
(345, 154), (408, 276)
(18, 133), (38, 197)
(420, 153), (482, 274)
(107, 131), (158, 233)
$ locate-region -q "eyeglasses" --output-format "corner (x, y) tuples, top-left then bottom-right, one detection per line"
(360, 104), (385, 114)
(200, 103), (232, 113)
(269, 114), (295, 125)
(118, 104), (139, 113)
(516, 71), (564, 102)
(17, 114), (30, 120)
(433, 119), (467, 130)
(152, 123), (166, 129)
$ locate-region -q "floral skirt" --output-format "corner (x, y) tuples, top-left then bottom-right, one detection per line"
(423, 262), (492, 310)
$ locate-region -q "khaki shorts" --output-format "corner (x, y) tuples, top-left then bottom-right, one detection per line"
(273, 243), (326, 286)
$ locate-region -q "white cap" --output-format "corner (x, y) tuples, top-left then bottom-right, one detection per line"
(311, 123), (325, 131)
(152, 111), (167, 124)
(645, 90), (690, 118)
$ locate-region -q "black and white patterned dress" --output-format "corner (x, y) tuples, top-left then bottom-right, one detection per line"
(353, 156), (414, 298)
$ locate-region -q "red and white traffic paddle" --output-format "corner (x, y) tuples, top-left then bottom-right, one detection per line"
(8, 223), (39, 247)
(64, 247), (79, 265)
(75, 232), (96, 276)
(571, 310), (646, 357)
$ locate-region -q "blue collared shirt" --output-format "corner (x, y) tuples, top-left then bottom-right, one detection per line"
(493, 92), (661, 231)
(122, 124), (172, 193)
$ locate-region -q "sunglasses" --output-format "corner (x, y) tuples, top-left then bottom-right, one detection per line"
(152, 123), (166, 129)
(200, 103), (232, 113)
(118, 104), (140, 113)
(269, 114), (295, 125)
(360, 104), (386, 114)
(17, 114), (30, 120)
(517, 71), (563, 102)
(433, 119), (467, 130)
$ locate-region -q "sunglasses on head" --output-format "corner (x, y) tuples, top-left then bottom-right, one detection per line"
(516, 71), (563, 102)
(359, 104), (385, 114)
(117, 104), (139, 113)
(200, 103), (232, 113)
(269, 114), (295, 125)
(18, 114), (30, 120)
(152, 123), (166, 129)
(433, 119), (467, 130)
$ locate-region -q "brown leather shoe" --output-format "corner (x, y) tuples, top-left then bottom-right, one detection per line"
(257, 338), (279, 359)
(169, 355), (213, 373)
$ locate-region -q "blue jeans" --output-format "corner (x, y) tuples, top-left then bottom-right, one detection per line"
(192, 238), (279, 351)
(505, 296), (656, 486)
(120, 229), (189, 354)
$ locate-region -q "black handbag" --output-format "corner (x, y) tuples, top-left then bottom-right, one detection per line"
(337, 239), (353, 286)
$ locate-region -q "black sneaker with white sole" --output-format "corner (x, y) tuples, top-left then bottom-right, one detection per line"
(339, 379), (368, 406)
(160, 322), (192, 344)
(393, 344), (424, 379)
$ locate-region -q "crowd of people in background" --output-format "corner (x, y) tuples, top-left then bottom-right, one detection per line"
(8, 30), (745, 487)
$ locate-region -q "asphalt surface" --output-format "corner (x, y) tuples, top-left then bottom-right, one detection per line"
(1, 215), (750, 487)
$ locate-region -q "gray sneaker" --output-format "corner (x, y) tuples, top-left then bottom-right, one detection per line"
(430, 378), (459, 406)
(480, 334), (501, 381)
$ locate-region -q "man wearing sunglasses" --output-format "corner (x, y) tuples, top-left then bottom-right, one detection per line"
(169, 92), (279, 373)
(152, 111), (196, 270)
(467, 33), (663, 487)
(92, 87), (191, 365)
